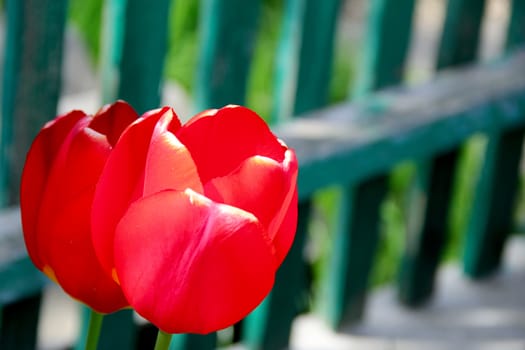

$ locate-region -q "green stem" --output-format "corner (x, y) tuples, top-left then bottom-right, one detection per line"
(84, 310), (104, 350)
(154, 330), (173, 350)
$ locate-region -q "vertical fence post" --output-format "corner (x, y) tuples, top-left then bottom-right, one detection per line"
(243, 0), (342, 346)
(185, 0), (262, 347)
(243, 201), (312, 350)
(353, 0), (416, 96)
(436, 0), (487, 69)
(0, 0), (67, 348)
(194, 0), (262, 111)
(326, 0), (415, 326)
(271, 0), (305, 123)
(80, 1), (173, 349)
(461, 0), (525, 279)
(1, 0), (67, 206)
(464, 117), (525, 277)
(462, 3), (525, 276)
(101, 0), (172, 113)
(506, 0), (525, 51)
(398, 0), (487, 305)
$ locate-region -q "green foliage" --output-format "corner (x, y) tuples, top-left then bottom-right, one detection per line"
(164, 0), (200, 93)
(447, 136), (487, 260)
(245, 0), (284, 121)
(68, 0), (103, 62)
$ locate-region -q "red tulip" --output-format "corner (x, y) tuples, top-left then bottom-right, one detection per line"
(20, 101), (137, 313)
(92, 105), (298, 334)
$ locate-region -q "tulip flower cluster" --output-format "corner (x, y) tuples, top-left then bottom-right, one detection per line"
(20, 101), (298, 334)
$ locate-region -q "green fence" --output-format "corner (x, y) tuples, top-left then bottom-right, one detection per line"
(1, 0), (525, 349)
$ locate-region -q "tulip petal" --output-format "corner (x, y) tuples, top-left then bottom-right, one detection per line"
(204, 149), (298, 265)
(89, 100), (139, 147)
(272, 186), (298, 265)
(46, 190), (128, 313)
(144, 131), (202, 196)
(204, 156), (288, 233)
(36, 121), (114, 264)
(20, 110), (87, 268)
(114, 189), (276, 334)
(177, 105), (287, 183)
(92, 107), (188, 276)
(265, 150), (298, 239)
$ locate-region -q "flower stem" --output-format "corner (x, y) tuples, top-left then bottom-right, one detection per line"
(84, 309), (104, 350)
(154, 330), (173, 350)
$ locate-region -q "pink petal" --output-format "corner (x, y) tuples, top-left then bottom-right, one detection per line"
(177, 105), (287, 183)
(114, 189), (276, 334)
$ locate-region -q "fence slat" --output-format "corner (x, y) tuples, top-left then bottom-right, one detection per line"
(243, 1), (342, 347)
(324, 176), (387, 326)
(398, 150), (459, 304)
(293, 0), (342, 115)
(0, 0), (67, 206)
(398, 0), (487, 305)
(0, 294), (41, 350)
(324, 0), (415, 327)
(463, 122), (525, 277)
(194, 0), (262, 110)
(506, 0), (525, 50)
(243, 201), (311, 350)
(82, 1), (173, 348)
(75, 308), (137, 350)
(101, 0), (172, 113)
(271, 0), (305, 122)
(169, 332), (217, 350)
(462, 2), (525, 279)
(353, 0), (416, 96)
(436, 0), (487, 69)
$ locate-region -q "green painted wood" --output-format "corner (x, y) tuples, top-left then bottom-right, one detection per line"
(0, 0), (67, 206)
(463, 124), (525, 278)
(398, 150), (459, 305)
(275, 51), (525, 201)
(243, 0), (342, 345)
(0, 258), (48, 306)
(0, 294), (41, 350)
(101, 0), (172, 113)
(506, 0), (525, 51)
(169, 332), (217, 349)
(273, 0), (342, 122)
(323, 177), (387, 327)
(185, 1), (262, 347)
(436, 0), (487, 69)
(353, 0), (416, 96)
(194, 0), (262, 110)
(293, 0), (342, 115)
(271, 0), (305, 122)
(324, 0), (414, 326)
(398, 0), (487, 306)
(243, 201), (311, 350)
(75, 308), (137, 350)
(0, 208), (48, 305)
(461, 2), (525, 280)
(90, 1), (172, 348)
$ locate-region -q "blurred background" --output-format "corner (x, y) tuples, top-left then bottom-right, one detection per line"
(1, 0), (524, 349)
